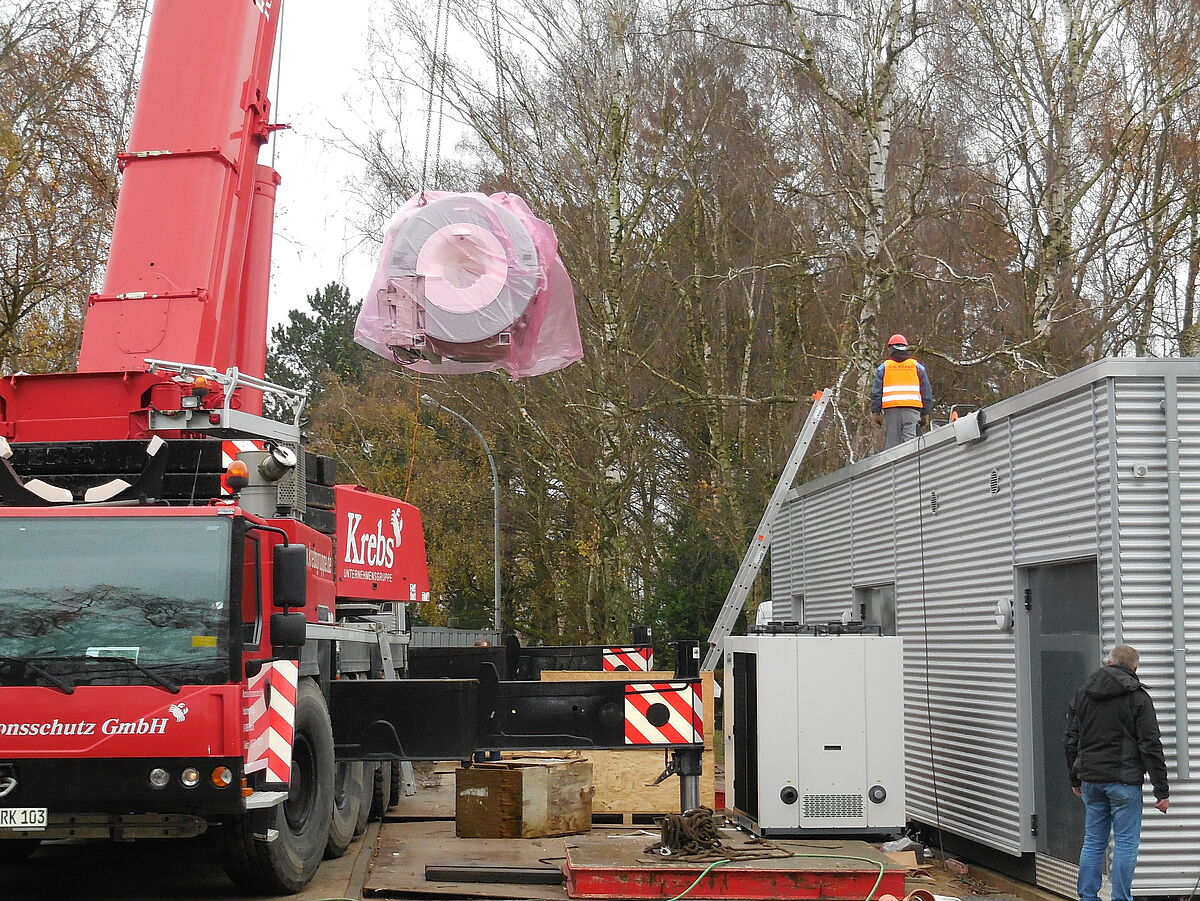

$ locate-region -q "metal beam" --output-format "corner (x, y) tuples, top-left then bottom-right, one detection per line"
(425, 865), (564, 886)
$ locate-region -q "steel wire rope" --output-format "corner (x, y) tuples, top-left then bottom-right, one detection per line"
(431, 0), (452, 188)
(270, 0), (285, 169)
(489, 0), (508, 166)
(419, 0), (447, 194)
(913, 427), (947, 864)
(116, 0), (153, 146)
(419, 0), (452, 195)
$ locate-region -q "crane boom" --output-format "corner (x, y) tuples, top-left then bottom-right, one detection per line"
(1, 0), (286, 437)
(76, 0), (284, 381)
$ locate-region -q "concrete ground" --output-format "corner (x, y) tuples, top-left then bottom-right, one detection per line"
(0, 825), (375, 901)
(0, 770), (1061, 901)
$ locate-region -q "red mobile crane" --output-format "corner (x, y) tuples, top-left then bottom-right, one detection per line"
(0, 0), (700, 893)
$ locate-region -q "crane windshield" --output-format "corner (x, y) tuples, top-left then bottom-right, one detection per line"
(0, 516), (234, 687)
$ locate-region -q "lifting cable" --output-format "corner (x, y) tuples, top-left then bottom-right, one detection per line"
(489, 0), (509, 165)
(914, 430), (947, 863)
(270, 0), (285, 169)
(419, 0), (452, 196)
(117, 0), (153, 140)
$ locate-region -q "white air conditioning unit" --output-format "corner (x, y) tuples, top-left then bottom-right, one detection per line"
(723, 632), (905, 836)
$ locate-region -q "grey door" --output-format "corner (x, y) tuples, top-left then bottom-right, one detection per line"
(1026, 560), (1102, 862)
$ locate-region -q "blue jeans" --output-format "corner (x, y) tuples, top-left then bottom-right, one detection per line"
(1078, 781), (1143, 901)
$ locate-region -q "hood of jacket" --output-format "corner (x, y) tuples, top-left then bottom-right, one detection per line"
(1084, 664), (1141, 700)
(888, 349), (911, 362)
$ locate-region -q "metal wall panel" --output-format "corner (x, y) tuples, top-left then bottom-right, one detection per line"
(771, 499), (805, 618)
(1009, 392), (1099, 564)
(889, 422), (1023, 853)
(849, 466), (897, 589)
(778, 424), (1024, 852)
(800, 483), (854, 616)
(1035, 854), (1111, 901)
(408, 626), (501, 647)
(1110, 376), (1200, 894)
(1174, 380), (1200, 762)
(768, 361), (1200, 892)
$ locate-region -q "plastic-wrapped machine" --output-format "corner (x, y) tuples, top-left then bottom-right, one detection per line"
(354, 191), (583, 379)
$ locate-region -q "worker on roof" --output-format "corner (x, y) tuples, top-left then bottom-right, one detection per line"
(870, 334), (933, 449)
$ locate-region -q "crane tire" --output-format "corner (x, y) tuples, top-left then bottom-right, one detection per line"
(369, 760), (392, 820)
(324, 761), (365, 859)
(220, 679), (335, 894)
(389, 759), (403, 808)
(354, 763), (376, 836)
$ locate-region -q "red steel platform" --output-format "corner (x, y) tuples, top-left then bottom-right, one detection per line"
(563, 834), (906, 900)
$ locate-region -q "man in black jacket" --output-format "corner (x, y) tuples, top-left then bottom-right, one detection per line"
(1064, 645), (1169, 901)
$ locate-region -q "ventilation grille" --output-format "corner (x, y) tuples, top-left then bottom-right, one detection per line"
(803, 794), (863, 818)
(275, 442), (306, 513)
(989, 468), (1001, 495)
(930, 490), (939, 513)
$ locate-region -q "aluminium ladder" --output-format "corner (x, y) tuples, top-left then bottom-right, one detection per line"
(701, 389), (832, 671)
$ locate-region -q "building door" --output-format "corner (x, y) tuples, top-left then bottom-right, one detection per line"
(1025, 559), (1101, 863)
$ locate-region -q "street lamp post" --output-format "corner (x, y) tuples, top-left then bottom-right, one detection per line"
(420, 394), (501, 632)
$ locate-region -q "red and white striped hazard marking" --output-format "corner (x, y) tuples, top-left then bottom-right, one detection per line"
(624, 681), (702, 745)
(243, 661), (298, 786)
(221, 439), (268, 494)
(603, 646), (654, 671)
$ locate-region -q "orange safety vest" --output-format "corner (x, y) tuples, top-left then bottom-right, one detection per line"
(881, 359), (923, 409)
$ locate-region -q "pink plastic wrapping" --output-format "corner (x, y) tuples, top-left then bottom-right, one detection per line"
(354, 191), (583, 379)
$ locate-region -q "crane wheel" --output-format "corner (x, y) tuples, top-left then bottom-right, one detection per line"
(369, 760), (392, 820)
(389, 758), (403, 807)
(354, 764), (376, 836)
(324, 761), (366, 859)
(220, 679), (335, 893)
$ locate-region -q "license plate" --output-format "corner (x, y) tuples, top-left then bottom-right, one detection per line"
(0, 808), (47, 831)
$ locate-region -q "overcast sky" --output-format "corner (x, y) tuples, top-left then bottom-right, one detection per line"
(266, 2), (383, 329)
(121, 1), (466, 333)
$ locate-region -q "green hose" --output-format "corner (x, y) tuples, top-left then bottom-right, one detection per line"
(663, 858), (733, 901)
(662, 852), (888, 901)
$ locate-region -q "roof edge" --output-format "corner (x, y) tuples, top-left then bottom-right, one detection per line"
(789, 356), (1200, 502)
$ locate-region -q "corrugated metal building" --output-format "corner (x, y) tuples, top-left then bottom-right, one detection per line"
(770, 358), (1200, 896)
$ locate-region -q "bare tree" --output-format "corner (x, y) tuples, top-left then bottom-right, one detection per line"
(0, 0), (144, 373)
(960, 0), (1200, 368)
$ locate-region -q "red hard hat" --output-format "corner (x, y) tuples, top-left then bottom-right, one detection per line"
(887, 333), (908, 346)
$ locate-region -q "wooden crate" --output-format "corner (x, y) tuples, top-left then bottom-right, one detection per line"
(539, 670), (716, 816)
(455, 757), (593, 839)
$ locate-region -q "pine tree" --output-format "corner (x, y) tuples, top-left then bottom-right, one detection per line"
(266, 282), (369, 401)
